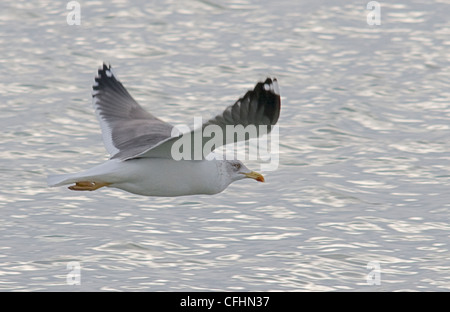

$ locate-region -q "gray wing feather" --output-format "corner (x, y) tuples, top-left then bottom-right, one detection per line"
(200, 77), (280, 148)
(130, 78), (281, 160)
(92, 64), (174, 160)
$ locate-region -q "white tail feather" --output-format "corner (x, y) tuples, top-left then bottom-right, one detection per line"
(47, 173), (80, 187)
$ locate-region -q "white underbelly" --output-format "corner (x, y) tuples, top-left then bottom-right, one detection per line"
(106, 158), (222, 196)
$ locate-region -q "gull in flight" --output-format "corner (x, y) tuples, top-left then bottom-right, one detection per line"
(47, 64), (280, 196)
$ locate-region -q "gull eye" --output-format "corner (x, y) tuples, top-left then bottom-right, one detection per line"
(232, 163), (241, 170)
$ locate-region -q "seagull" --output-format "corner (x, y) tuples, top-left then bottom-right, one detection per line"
(47, 64), (280, 196)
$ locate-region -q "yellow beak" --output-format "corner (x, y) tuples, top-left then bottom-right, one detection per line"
(243, 171), (265, 182)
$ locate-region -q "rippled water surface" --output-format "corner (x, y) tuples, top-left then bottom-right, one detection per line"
(1, 0), (450, 291)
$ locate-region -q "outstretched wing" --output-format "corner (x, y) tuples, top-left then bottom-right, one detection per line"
(202, 77), (280, 140)
(92, 64), (174, 160)
(129, 77), (281, 160)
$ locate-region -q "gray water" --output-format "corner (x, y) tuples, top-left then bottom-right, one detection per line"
(1, 0), (450, 291)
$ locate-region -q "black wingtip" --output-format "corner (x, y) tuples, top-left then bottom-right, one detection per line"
(254, 77), (281, 125)
(97, 63), (112, 79)
(100, 62), (110, 73)
(92, 63), (116, 96)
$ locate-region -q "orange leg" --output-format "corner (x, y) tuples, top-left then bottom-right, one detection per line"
(68, 181), (111, 191)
